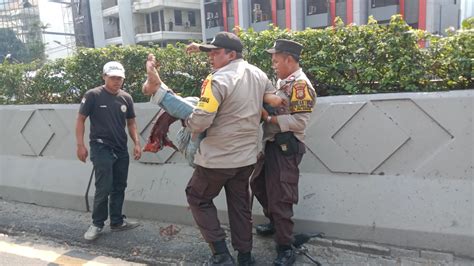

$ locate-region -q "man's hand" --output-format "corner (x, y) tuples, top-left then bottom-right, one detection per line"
(133, 143), (142, 160)
(77, 144), (88, 163)
(186, 42), (201, 54)
(261, 108), (269, 121)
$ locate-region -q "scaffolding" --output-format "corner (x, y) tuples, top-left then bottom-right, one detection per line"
(46, 0), (76, 56)
(0, 0), (42, 44)
(49, 0), (95, 48)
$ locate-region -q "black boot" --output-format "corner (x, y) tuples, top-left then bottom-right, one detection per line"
(255, 222), (275, 236)
(208, 253), (235, 265)
(273, 245), (295, 266)
(237, 251), (255, 266)
(207, 240), (235, 266)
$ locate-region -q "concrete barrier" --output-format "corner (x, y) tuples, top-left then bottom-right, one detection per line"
(0, 90), (473, 257)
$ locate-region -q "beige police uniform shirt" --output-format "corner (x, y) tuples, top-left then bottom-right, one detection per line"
(262, 68), (316, 143)
(186, 58), (276, 169)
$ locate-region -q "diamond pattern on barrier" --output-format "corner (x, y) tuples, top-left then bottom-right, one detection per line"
(332, 102), (409, 174)
(20, 110), (55, 156)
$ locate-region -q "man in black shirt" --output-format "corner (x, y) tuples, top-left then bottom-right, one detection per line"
(76, 61), (142, 241)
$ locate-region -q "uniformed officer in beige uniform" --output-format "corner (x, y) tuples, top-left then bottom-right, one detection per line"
(251, 39), (316, 266)
(179, 32), (275, 265)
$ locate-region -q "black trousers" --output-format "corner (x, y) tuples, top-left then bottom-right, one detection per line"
(186, 164), (254, 253)
(251, 141), (305, 246)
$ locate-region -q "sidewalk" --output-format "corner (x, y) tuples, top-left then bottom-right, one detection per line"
(0, 199), (471, 265)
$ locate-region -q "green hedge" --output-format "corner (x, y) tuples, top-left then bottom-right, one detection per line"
(0, 15), (472, 105)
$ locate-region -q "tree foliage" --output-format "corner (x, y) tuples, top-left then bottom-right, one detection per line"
(0, 28), (45, 64)
(0, 15), (472, 105)
(0, 29), (27, 63)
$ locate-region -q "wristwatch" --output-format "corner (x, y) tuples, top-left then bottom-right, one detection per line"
(266, 116), (272, 123)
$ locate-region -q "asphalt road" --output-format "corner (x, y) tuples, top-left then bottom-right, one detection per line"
(0, 198), (472, 265)
(0, 232), (143, 265)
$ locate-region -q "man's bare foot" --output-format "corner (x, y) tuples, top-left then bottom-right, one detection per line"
(142, 54), (161, 96)
(146, 54), (160, 85)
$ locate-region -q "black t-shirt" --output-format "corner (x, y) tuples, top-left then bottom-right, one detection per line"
(79, 86), (136, 151)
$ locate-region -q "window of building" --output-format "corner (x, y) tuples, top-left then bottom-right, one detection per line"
(251, 0), (271, 23)
(188, 11), (196, 27)
(145, 15), (151, 33)
(227, 0), (234, 17)
(160, 10), (165, 31)
(116, 18), (121, 37)
(174, 10), (182, 26)
(371, 0), (399, 8)
(277, 0), (285, 10)
(149, 11), (160, 32)
(204, 1), (223, 28)
(307, 0), (328, 16)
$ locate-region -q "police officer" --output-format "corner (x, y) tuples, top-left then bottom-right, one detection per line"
(143, 32), (276, 265)
(251, 39), (316, 266)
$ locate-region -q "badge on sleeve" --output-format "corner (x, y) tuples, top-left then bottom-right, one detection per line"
(289, 80), (315, 113)
(196, 74), (219, 113)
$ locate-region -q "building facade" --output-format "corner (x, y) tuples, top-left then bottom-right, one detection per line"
(202, 0), (463, 40)
(90, 0), (202, 47)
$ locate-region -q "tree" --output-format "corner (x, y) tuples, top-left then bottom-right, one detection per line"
(0, 26), (45, 63)
(0, 29), (27, 63)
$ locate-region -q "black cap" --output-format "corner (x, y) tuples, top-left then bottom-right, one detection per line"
(199, 32), (243, 53)
(266, 39), (303, 57)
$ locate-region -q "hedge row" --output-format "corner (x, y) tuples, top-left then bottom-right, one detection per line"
(0, 15), (472, 105)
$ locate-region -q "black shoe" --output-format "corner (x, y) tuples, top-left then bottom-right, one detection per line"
(110, 220), (140, 232)
(207, 252), (236, 266)
(255, 223), (275, 236)
(274, 246), (295, 266)
(237, 252), (255, 266)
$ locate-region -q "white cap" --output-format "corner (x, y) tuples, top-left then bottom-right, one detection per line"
(103, 61), (125, 78)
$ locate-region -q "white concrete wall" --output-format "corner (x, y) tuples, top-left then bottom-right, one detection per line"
(118, 0), (136, 45)
(460, 0), (474, 23)
(0, 90), (473, 257)
(90, 0), (106, 47)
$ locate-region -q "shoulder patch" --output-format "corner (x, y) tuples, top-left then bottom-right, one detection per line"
(289, 80), (315, 113)
(196, 74), (219, 113)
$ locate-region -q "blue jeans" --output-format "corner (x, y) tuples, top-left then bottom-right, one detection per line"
(90, 141), (129, 227)
(160, 92), (194, 119)
(159, 92), (204, 166)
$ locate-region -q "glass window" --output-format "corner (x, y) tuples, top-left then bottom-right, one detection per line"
(151, 11), (160, 32)
(307, 0), (328, 16)
(227, 0), (234, 17)
(371, 0), (399, 8)
(204, 2), (223, 28)
(251, 0), (271, 23)
(277, 0), (285, 10)
(174, 10), (182, 26)
(145, 15), (151, 33)
(160, 10), (165, 31)
(188, 11), (196, 27)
